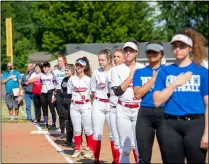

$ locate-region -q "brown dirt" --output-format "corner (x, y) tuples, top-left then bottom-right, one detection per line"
(2, 121), (163, 163)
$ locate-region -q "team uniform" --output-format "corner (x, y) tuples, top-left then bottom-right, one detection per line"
(133, 65), (165, 163)
(154, 62), (208, 163)
(54, 68), (66, 134)
(40, 72), (56, 127)
(105, 67), (121, 163)
(111, 62), (144, 163)
(61, 76), (74, 145)
(91, 68), (113, 162)
(67, 75), (94, 155)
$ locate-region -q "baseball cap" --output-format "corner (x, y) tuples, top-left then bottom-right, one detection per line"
(145, 43), (164, 52)
(123, 42), (138, 51)
(75, 59), (87, 67)
(170, 34), (193, 47)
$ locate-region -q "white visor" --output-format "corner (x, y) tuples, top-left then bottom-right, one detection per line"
(123, 42), (138, 51)
(170, 34), (193, 47)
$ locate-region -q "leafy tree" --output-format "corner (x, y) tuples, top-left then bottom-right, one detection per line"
(156, 1), (209, 41)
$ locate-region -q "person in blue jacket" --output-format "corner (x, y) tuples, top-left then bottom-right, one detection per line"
(153, 28), (208, 163)
(133, 41), (165, 164)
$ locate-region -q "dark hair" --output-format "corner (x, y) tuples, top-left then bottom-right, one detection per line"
(98, 48), (113, 67)
(146, 40), (164, 56)
(174, 28), (207, 65)
(76, 56), (92, 77)
(35, 63), (43, 73)
(42, 61), (51, 68)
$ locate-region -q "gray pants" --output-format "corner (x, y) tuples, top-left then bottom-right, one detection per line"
(5, 93), (19, 110)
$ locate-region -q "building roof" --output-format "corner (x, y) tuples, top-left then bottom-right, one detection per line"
(28, 52), (54, 63)
(65, 42), (176, 60)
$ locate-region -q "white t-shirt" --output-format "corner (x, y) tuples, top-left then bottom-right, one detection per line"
(40, 73), (55, 93)
(111, 62), (144, 103)
(67, 75), (91, 101)
(91, 68), (109, 99)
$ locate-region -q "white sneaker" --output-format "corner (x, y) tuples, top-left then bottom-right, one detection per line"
(83, 151), (93, 158)
(71, 150), (81, 158)
(84, 147), (90, 151)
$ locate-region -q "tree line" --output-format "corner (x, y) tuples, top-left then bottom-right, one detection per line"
(1, 1), (208, 72)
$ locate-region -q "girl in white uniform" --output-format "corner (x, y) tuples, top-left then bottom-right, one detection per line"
(90, 49), (113, 163)
(67, 57), (94, 158)
(111, 41), (144, 163)
(106, 48), (125, 163)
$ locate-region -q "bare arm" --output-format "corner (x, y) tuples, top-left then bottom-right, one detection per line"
(154, 72), (192, 107)
(200, 96), (208, 150)
(1, 75), (14, 85)
(134, 71), (157, 100)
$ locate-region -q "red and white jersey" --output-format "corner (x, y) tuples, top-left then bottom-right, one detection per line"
(111, 62), (144, 103)
(67, 75), (91, 101)
(105, 67), (118, 106)
(91, 68), (109, 99)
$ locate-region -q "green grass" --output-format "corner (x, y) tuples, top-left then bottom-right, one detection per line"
(1, 98), (59, 125)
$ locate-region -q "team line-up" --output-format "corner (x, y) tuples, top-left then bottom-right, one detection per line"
(1, 28), (208, 164)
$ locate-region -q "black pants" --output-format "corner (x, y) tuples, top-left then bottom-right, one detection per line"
(33, 94), (42, 121)
(40, 91), (56, 118)
(55, 90), (65, 134)
(63, 97), (73, 143)
(162, 115), (207, 164)
(136, 106), (165, 164)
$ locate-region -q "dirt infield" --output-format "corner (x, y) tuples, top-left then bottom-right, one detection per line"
(2, 121), (163, 163)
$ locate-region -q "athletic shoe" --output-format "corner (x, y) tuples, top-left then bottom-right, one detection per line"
(71, 150), (81, 158)
(94, 160), (100, 164)
(14, 117), (18, 120)
(83, 151), (93, 158)
(8, 117), (14, 121)
(57, 133), (66, 140)
(62, 141), (76, 149)
(33, 119), (40, 124)
(48, 124), (56, 130)
(42, 123), (49, 129)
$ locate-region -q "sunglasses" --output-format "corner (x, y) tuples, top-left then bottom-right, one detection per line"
(172, 43), (188, 49)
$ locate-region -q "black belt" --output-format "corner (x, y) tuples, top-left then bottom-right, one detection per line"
(164, 114), (204, 121)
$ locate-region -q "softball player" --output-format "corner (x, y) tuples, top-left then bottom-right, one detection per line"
(111, 40), (144, 163)
(133, 41), (165, 164)
(67, 57), (94, 158)
(53, 56), (67, 137)
(105, 48), (125, 163)
(153, 28), (208, 163)
(60, 64), (75, 149)
(90, 49), (113, 163)
(40, 62), (56, 129)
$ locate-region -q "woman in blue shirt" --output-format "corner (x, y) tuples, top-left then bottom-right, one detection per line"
(153, 28), (208, 163)
(133, 41), (165, 164)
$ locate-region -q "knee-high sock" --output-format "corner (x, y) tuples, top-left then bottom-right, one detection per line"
(115, 149), (120, 164)
(86, 134), (94, 151)
(59, 118), (65, 134)
(43, 116), (48, 124)
(74, 136), (81, 150)
(133, 149), (138, 164)
(93, 140), (101, 161)
(110, 141), (115, 162)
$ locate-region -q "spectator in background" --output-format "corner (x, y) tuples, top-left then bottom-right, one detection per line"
(1, 63), (21, 120)
(21, 63), (34, 121)
(54, 65), (58, 71)
(27, 63), (43, 124)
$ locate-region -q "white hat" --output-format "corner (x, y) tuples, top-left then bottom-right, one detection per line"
(170, 34), (193, 47)
(145, 43), (164, 52)
(123, 42), (138, 51)
(75, 59), (87, 67)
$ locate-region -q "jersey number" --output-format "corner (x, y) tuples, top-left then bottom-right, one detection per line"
(81, 95), (85, 100)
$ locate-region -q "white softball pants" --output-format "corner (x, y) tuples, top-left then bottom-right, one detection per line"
(110, 106), (120, 149)
(116, 103), (139, 163)
(70, 102), (93, 136)
(92, 99), (113, 141)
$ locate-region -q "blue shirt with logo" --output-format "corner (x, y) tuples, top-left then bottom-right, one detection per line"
(154, 62), (208, 116)
(133, 64), (164, 107)
(2, 70), (21, 94)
